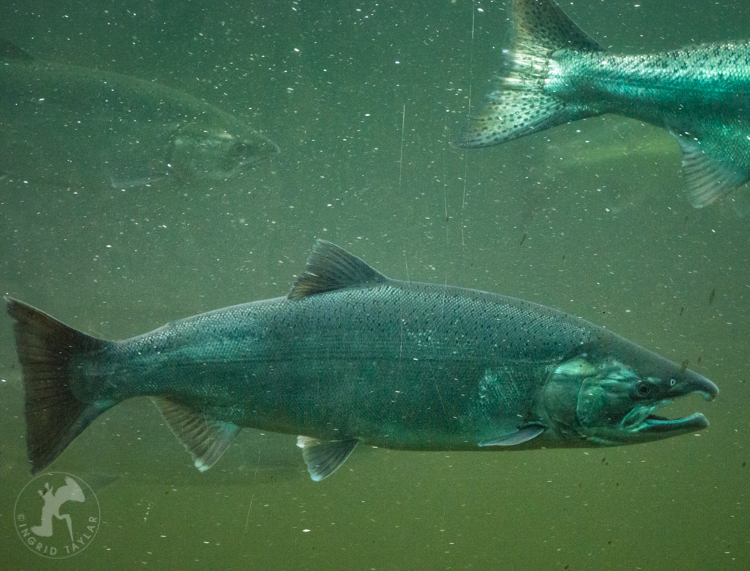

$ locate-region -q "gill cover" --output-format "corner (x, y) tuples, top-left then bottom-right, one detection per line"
(169, 121), (278, 179)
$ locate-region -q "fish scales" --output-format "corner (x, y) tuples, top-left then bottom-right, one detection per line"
(87, 282), (594, 447)
(551, 46), (750, 113)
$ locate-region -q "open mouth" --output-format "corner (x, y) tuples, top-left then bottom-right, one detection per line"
(234, 139), (280, 164)
(639, 412), (710, 433)
(622, 388), (715, 435)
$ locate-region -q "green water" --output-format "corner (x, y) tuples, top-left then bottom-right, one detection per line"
(1, 0), (748, 568)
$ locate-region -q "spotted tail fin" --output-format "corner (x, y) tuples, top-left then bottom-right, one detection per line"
(454, 0), (604, 148)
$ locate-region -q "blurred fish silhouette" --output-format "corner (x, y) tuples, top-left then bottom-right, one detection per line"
(0, 39), (278, 190)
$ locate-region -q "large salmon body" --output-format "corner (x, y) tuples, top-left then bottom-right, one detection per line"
(5, 241), (718, 481)
(0, 39), (278, 190)
(454, 0), (750, 210)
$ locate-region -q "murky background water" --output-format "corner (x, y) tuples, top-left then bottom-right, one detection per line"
(1, 0), (748, 568)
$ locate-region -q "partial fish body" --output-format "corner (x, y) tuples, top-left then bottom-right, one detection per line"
(454, 0), (750, 208)
(5, 241), (718, 481)
(0, 39), (279, 189)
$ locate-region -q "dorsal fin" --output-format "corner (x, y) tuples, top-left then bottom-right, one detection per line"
(288, 240), (388, 301)
(1, 39), (34, 62)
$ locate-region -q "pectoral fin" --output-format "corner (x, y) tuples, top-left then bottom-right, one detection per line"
(670, 130), (749, 208)
(151, 398), (241, 472)
(478, 425), (545, 447)
(1, 38), (34, 62)
(296, 436), (359, 481)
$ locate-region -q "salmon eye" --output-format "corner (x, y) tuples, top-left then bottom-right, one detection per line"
(635, 382), (651, 397)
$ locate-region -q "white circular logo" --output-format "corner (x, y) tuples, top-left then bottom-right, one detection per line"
(14, 472), (101, 559)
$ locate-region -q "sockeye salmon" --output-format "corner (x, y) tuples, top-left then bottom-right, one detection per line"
(5, 241), (718, 481)
(454, 0), (750, 210)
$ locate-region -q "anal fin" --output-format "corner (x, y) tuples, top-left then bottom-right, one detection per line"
(478, 425), (545, 447)
(151, 398), (240, 472)
(296, 436), (359, 481)
(670, 129), (749, 208)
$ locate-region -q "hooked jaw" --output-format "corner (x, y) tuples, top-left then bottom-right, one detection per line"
(637, 412), (709, 434)
(627, 370), (718, 438)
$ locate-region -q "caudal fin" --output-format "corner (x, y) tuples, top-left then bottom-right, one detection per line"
(5, 297), (115, 474)
(453, 0), (603, 148)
